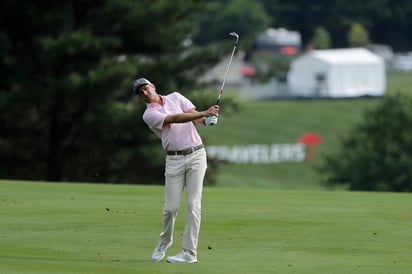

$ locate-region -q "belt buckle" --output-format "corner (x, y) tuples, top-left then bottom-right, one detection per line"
(184, 147), (193, 155)
(183, 147), (195, 155)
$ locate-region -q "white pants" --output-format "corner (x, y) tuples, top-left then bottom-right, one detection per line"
(159, 148), (207, 256)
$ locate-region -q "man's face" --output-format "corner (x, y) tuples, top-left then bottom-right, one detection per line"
(136, 83), (156, 103)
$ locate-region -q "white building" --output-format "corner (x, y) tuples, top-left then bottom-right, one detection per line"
(287, 48), (386, 98)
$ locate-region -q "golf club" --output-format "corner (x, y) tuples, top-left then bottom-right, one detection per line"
(216, 32), (239, 106)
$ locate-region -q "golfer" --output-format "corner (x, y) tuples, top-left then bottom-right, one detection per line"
(133, 78), (219, 263)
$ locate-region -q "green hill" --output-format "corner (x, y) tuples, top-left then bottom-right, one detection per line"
(197, 72), (412, 190)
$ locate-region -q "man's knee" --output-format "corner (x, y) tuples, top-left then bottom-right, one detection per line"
(163, 205), (179, 215)
(186, 201), (201, 213)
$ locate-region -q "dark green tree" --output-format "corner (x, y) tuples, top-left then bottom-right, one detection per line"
(0, 0), (221, 184)
(310, 26), (331, 49)
(348, 22), (370, 47)
(194, 0), (271, 50)
(260, 0), (412, 50)
(318, 93), (412, 192)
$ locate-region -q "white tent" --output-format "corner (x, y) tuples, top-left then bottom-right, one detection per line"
(287, 48), (386, 98)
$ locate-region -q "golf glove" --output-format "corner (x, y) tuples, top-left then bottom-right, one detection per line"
(205, 116), (218, 126)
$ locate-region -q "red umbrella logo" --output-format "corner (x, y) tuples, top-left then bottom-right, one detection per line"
(297, 133), (323, 160)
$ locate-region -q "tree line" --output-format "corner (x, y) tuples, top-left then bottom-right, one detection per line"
(1, 0), (411, 185)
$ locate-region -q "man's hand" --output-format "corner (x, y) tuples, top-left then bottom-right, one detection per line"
(205, 116), (218, 126)
(205, 105), (219, 117)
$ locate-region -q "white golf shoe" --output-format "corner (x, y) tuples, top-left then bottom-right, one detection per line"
(167, 250), (197, 263)
(151, 241), (172, 262)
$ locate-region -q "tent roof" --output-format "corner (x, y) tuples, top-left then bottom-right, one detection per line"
(309, 48), (383, 65)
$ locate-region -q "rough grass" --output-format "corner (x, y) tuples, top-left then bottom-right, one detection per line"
(1, 180), (411, 273)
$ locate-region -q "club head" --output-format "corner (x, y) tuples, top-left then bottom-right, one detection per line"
(229, 32), (239, 44)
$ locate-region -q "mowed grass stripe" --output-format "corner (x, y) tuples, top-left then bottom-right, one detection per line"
(1, 180), (411, 273)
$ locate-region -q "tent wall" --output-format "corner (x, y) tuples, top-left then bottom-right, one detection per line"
(287, 56), (329, 97)
(328, 64), (385, 97)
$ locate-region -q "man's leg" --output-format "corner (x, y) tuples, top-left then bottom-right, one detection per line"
(182, 149), (207, 255)
(152, 155), (185, 261)
(160, 155), (186, 243)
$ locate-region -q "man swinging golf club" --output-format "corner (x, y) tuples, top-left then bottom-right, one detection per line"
(134, 32), (238, 263)
(134, 77), (219, 263)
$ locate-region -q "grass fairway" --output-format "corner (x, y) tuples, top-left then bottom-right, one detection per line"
(1, 180), (411, 273)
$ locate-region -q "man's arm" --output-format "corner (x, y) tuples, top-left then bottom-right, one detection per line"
(163, 106), (219, 126)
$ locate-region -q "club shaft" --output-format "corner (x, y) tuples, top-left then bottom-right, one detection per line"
(216, 45), (237, 105)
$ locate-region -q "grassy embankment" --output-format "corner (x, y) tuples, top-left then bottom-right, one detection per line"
(197, 72), (412, 189)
